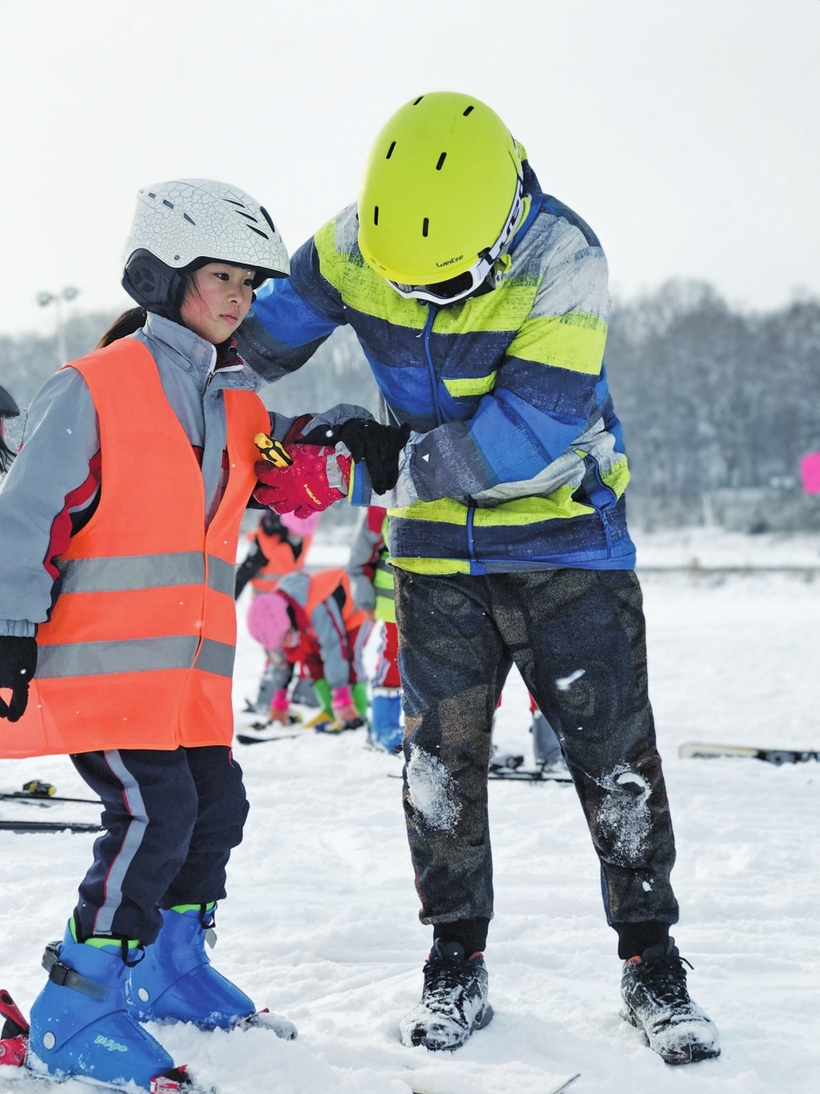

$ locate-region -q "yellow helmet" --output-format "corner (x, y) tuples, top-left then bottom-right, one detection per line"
(358, 91), (524, 304)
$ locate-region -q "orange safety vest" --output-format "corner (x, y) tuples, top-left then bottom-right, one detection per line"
(301, 569), (369, 637)
(4, 339), (268, 758)
(250, 527), (312, 593)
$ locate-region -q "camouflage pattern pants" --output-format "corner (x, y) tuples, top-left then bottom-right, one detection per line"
(394, 568), (679, 943)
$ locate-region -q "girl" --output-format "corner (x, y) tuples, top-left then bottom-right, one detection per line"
(0, 179), (295, 1091)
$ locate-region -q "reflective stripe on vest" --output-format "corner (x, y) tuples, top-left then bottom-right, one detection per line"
(37, 635), (235, 680)
(3, 339), (268, 759)
(55, 552), (235, 597)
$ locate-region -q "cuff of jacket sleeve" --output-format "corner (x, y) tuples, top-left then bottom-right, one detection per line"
(347, 460), (373, 507)
(0, 619), (38, 638)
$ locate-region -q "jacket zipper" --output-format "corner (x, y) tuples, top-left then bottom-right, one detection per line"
(423, 305), (484, 572)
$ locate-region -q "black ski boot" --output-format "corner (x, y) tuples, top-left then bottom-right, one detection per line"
(400, 940), (493, 1051)
(620, 937), (720, 1064)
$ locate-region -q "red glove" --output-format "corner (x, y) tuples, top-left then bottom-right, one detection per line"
(253, 444), (352, 519)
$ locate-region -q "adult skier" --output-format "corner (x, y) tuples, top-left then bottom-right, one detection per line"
(241, 91), (720, 1065)
(0, 179), (306, 1090)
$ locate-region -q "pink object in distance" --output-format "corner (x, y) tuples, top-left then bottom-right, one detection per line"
(281, 511), (321, 536)
(799, 451), (820, 494)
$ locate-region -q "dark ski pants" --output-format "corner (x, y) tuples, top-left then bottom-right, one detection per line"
(70, 745), (248, 944)
(394, 568), (680, 958)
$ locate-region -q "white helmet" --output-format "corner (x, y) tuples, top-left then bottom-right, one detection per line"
(122, 178), (289, 318)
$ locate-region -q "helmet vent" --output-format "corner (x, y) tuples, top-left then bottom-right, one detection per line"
(463, 105), (474, 116)
(436, 152), (447, 171)
(374, 206), (379, 225)
(413, 96), (424, 105)
(386, 141), (396, 159)
(260, 206), (277, 234)
(162, 199), (174, 209)
(183, 213), (195, 225)
(422, 218), (429, 238)
(222, 199), (271, 239)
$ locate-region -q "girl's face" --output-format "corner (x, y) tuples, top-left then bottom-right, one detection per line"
(179, 262), (256, 344)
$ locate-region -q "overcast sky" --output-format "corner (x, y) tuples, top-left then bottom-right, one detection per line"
(1, 0), (817, 338)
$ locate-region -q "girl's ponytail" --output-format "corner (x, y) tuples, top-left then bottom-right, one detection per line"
(95, 307), (147, 349)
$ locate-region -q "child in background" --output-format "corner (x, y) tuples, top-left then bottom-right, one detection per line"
(246, 567), (370, 733)
(347, 506), (403, 753)
(235, 509), (320, 714)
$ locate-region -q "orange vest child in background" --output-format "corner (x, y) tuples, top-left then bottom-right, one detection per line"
(235, 509), (321, 717)
(0, 180), (296, 1090)
(246, 567), (371, 733)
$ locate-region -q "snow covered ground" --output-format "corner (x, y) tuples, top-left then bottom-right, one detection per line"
(1, 527), (819, 1094)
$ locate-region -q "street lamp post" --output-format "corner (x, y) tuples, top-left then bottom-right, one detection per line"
(37, 286), (80, 366)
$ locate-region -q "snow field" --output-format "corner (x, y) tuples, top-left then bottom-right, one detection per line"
(1, 534), (819, 1093)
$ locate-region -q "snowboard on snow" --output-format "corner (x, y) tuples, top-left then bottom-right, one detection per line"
(679, 742), (819, 765)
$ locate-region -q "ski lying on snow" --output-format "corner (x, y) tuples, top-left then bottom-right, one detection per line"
(235, 732), (300, 746)
(0, 1062), (216, 1092)
(679, 742), (819, 765)
(546, 1075), (581, 1094)
(0, 819), (103, 835)
(0, 1067), (212, 1092)
(0, 988), (220, 1091)
(488, 765), (573, 783)
(0, 792), (100, 807)
(389, 767), (573, 784)
(0, 780), (100, 806)
(411, 1076), (580, 1094)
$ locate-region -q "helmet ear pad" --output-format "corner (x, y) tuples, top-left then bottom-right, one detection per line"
(122, 249), (193, 322)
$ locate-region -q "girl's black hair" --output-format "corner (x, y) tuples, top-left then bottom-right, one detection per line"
(0, 434), (14, 474)
(95, 306), (148, 349)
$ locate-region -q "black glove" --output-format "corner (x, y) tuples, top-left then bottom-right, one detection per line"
(0, 635), (38, 722)
(303, 419), (411, 496)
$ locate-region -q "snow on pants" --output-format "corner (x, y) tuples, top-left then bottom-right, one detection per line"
(70, 745), (248, 944)
(394, 568), (680, 936)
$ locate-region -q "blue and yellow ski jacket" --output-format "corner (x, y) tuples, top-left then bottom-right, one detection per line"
(243, 160), (636, 575)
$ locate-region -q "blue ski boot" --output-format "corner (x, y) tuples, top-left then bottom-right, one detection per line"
(128, 904), (296, 1038)
(27, 922), (183, 1091)
(369, 688), (403, 754)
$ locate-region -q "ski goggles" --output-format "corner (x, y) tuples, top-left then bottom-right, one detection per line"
(388, 176), (525, 307)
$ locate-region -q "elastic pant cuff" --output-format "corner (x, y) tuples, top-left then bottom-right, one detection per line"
(613, 921), (671, 960)
(433, 916), (490, 956)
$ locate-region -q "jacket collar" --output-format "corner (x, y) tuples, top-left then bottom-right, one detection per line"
(141, 313), (258, 393)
